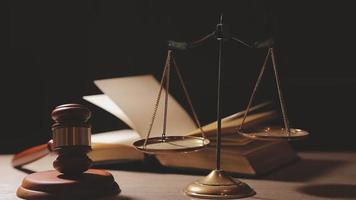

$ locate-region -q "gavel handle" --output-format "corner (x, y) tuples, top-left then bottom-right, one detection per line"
(11, 140), (53, 168)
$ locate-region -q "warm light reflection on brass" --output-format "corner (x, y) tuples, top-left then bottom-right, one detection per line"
(52, 127), (91, 149)
(238, 126), (309, 141)
(133, 136), (209, 154)
(184, 170), (256, 199)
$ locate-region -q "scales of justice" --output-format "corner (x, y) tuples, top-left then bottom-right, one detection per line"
(133, 14), (310, 199)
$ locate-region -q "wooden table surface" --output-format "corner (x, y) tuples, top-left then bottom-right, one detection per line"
(1, 152), (356, 200)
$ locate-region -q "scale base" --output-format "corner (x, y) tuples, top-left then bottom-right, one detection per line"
(184, 169), (256, 199)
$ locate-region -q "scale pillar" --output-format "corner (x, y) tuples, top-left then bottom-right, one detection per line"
(184, 14), (256, 199)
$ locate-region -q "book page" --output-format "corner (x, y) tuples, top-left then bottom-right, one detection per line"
(94, 75), (197, 138)
(83, 94), (136, 130)
(91, 129), (144, 162)
(92, 129), (140, 146)
(188, 111), (278, 136)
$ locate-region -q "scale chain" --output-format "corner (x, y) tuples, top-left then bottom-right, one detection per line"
(270, 48), (290, 136)
(144, 50), (172, 147)
(162, 51), (171, 139)
(240, 48), (271, 130)
(144, 50), (207, 147)
(240, 48), (291, 137)
(171, 54), (206, 138)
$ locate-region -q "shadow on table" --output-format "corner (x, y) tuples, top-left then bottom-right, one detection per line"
(16, 157), (348, 183)
(101, 195), (134, 200)
(14, 167), (36, 174)
(259, 158), (348, 182)
(94, 157), (348, 183)
(298, 184), (356, 199)
(251, 197), (275, 200)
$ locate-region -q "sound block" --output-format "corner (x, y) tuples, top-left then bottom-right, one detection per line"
(17, 169), (120, 200)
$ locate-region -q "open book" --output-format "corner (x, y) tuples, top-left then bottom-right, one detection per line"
(82, 75), (297, 175)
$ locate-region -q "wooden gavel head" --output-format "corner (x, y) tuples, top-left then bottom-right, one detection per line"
(51, 104), (93, 175)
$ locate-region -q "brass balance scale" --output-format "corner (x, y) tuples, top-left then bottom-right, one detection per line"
(133, 15), (309, 199)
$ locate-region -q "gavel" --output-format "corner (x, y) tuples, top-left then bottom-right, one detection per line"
(15, 104), (120, 200)
(51, 103), (93, 175)
(12, 104), (93, 175)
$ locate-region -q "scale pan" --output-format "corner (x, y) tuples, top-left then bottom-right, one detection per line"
(133, 136), (210, 154)
(238, 126), (309, 141)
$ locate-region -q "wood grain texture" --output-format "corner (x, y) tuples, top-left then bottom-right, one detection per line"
(1, 152), (356, 200)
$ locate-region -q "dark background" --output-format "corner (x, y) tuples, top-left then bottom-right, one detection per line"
(1, 1), (355, 153)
